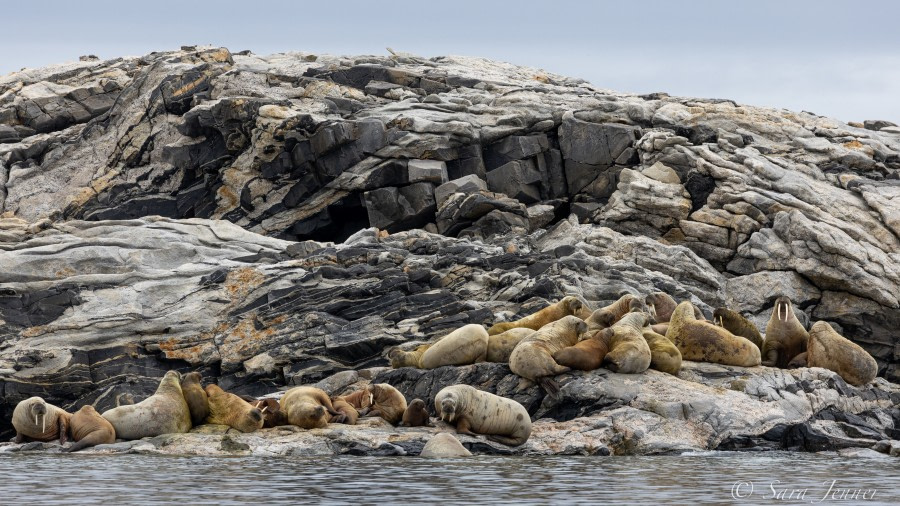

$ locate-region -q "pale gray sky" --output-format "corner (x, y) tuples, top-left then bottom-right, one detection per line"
(3, 0), (898, 123)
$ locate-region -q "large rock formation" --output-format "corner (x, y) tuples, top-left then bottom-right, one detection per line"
(1, 46), (898, 452)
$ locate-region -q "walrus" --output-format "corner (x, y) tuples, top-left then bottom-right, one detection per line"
(388, 343), (431, 369)
(552, 330), (609, 371)
(651, 323), (669, 336)
(339, 388), (373, 415)
(807, 321), (878, 386)
(420, 432), (472, 457)
(180, 372), (209, 426)
(485, 328), (535, 363)
(645, 293), (705, 322)
(12, 397), (70, 444)
(388, 324), (489, 369)
(667, 302), (761, 367)
(330, 398), (359, 425)
(435, 385), (531, 446)
(601, 312), (652, 374)
(488, 295), (586, 335)
(642, 329), (682, 375)
(787, 352), (808, 368)
(64, 405), (116, 452)
(204, 384), (264, 432)
(763, 296), (808, 368)
(645, 292), (678, 322)
(508, 315), (588, 394)
(101, 371), (192, 440)
(366, 383), (408, 425)
(245, 398), (289, 428)
(281, 386), (343, 429)
(399, 398), (433, 427)
(713, 308), (764, 351)
(585, 294), (653, 331)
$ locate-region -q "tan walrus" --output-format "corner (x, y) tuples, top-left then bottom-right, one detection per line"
(585, 294), (653, 331)
(388, 324), (489, 369)
(435, 385), (531, 446)
(244, 397), (289, 428)
(420, 432), (472, 457)
(64, 405), (116, 452)
(601, 312), (652, 374)
(180, 372), (209, 426)
(12, 397), (71, 444)
(367, 383), (408, 425)
(488, 296), (586, 335)
(485, 328), (535, 363)
(508, 315), (588, 394)
(667, 302), (761, 367)
(642, 329), (682, 375)
(281, 386), (343, 429)
(204, 384), (264, 432)
(806, 321), (878, 386)
(553, 331), (609, 371)
(763, 296), (808, 368)
(645, 292), (705, 322)
(713, 307), (764, 351)
(330, 397), (359, 425)
(101, 371), (192, 440)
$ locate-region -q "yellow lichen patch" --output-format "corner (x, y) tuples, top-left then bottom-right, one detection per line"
(54, 267), (76, 279)
(171, 74), (209, 99)
(218, 314), (279, 359)
(224, 267), (266, 301)
(843, 140), (865, 150)
(534, 74), (551, 84)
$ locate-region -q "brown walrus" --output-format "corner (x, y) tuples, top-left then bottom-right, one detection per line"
(204, 384), (264, 433)
(281, 386), (343, 429)
(713, 307), (764, 351)
(180, 372), (209, 426)
(585, 294), (653, 331)
(388, 324), (489, 369)
(64, 405), (116, 452)
(508, 315), (588, 394)
(330, 397), (359, 425)
(339, 388), (373, 415)
(435, 385), (531, 446)
(101, 371), (192, 440)
(485, 328), (535, 363)
(642, 329), (682, 375)
(601, 312), (652, 374)
(763, 296), (808, 368)
(245, 398), (289, 428)
(488, 296), (586, 335)
(645, 292), (678, 322)
(667, 302), (761, 367)
(399, 398), (433, 427)
(552, 330), (609, 371)
(646, 292), (705, 322)
(367, 383), (408, 425)
(806, 321), (878, 386)
(788, 352), (808, 368)
(12, 397), (71, 444)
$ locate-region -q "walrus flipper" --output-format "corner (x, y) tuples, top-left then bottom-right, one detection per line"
(538, 377), (561, 397)
(487, 434), (527, 447)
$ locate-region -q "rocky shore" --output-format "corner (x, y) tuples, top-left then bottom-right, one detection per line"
(1, 46), (899, 456)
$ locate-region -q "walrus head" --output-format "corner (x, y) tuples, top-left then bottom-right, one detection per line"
(628, 298), (655, 323)
(181, 371), (202, 387)
(438, 393), (459, 423)
(409, 398), (426, 410)
(30, 399), (48, 434)
(563, 296), (584, 315)
(773, 296), (793, 323)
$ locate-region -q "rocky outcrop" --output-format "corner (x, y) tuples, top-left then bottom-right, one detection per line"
(1, 46), (899, 452)
(2, 362), (897, 456)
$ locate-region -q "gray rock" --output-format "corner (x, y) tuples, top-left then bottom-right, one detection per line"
(485, 160), (542, 203)
(434, 175), (488, 207)
(864, 120), (898, 131)
(407, 160), (448, 185)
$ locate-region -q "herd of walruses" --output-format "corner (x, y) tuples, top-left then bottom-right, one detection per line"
(11, 292), (877, 451)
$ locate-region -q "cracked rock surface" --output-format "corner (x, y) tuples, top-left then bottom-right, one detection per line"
(1, 46), (899, 454)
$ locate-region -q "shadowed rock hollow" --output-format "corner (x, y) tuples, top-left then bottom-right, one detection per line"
(1, 46), (899, 454)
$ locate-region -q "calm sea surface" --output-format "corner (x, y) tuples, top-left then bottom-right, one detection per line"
(1, 451), (897, 505)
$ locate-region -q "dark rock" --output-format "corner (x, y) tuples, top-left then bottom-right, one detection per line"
(485, 160), (542, 203)
(364, 183), (436, 232)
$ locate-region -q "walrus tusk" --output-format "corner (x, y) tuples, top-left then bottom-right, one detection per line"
(261, 406), (268, 413)
(42, 415), (45, 435)
(778, 303), (784, 322)
(369, 393), (374, 405)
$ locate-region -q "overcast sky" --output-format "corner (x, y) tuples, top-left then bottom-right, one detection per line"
(3, 0), (898, 123)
